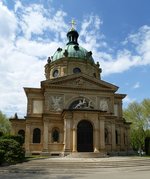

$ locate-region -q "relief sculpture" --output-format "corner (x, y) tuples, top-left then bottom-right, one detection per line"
(99, 98), (109, 111)
(50, 96), (63, 111)
(74, 98), (94, 109)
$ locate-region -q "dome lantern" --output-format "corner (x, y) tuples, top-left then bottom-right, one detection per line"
(67, 19), (79, 45)
(50, 20), (94, 63)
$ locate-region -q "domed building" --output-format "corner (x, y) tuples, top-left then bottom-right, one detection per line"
(10, 24), (131, 156)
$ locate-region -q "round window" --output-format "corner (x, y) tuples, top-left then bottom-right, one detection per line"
(73, 67), (81, 74)
(53, 69), (59, 77)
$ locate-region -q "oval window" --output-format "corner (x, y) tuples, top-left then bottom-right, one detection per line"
(73, 67), (81, 74)
(53, 69), (59, 77)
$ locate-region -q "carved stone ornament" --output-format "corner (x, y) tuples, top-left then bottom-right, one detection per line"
(70, 98), (94, 110)
(99, 98), (108, 111)
(49, 96), (63, 111)
(76, 78), (84, 86)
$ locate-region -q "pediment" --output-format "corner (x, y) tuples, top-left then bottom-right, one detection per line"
(41, 73), (118, 92)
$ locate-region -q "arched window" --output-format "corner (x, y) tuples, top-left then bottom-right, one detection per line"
(18, 129), (25, 143)
(33, 128), (41, 143)
(52, 129), (59, 142)
(115, 130), (118, 145)
(105, 128), (109, 144)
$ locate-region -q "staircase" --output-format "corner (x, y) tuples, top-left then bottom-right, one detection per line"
(66, 152), (107, 158)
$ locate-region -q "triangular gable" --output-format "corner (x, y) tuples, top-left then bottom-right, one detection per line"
(41, 73), (118, 92)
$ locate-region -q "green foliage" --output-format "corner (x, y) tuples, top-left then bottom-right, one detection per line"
(0, 111), (11, 135)
(1, 134), (24, 146)
(124, 99), (150, 151)
(0, 149), (5, 164)
(0, 138), (25, 165)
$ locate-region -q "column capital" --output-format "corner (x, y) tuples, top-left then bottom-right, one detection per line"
(63, 111), (73, 119)
(43, 118), (49, 123)
(98, 116), (105, 121)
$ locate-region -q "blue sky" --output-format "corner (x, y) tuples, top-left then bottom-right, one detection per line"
(0, 0), (150, 117)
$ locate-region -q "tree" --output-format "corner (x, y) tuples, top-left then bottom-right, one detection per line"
(123, 99), (150, 151)
(0, 111), (11, 135)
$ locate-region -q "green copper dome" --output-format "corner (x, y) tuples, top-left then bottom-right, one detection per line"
(51, 29), (94, 62)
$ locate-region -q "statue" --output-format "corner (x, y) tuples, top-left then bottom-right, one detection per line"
(87, 100), (94, 109)
(52, 129), (59, 142)
(75, 98), (86, 109)
(47, 57), (51, 64)
(63, 50), (68, 57)
(74, 98), (94, 109)
(14, 113), (18, 119)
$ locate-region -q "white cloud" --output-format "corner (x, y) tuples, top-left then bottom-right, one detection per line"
(14, 0), (22, 12)
(0, 2), (17, 45)
(0, 1), (68, 117)
(133, 82), (140, 89)
(16, 3), (68, 40)
(78, 16), (150, 77)
(95, 25), (150, 76)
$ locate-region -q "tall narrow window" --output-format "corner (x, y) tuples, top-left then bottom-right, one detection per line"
(52, 129), (59, 142)
(33, 128), (41, 143)
(18, 129), (25, 143)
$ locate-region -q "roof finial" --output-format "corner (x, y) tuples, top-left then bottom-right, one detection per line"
(70, 19), (76, 31)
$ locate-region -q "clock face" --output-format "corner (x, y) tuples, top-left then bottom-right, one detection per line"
(53, 69), (59, 77)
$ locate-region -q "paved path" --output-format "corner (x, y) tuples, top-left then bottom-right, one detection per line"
(0, 157), (150, 179)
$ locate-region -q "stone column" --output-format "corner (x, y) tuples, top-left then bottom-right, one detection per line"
(43, 119), (49, 152)
(64, 113), (72, 153)
(120, 126), (124, 150)
(94, 118), (99, 152)
(72, 128), (77, 152)
(99, 118), (105, 151)
(59, 130), (63, 143)
(25, 124), (31, 155)
(111, 123), (116, 151)
(94, 128), (100, 152)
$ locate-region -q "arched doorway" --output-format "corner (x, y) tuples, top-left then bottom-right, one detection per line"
(77, 120), (93, 152)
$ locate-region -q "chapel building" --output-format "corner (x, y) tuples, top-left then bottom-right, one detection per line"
(10, 24), (131, 156)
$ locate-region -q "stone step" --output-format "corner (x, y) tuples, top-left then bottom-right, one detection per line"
(1, 157), (150, 174)
(65, 152), (107, 158)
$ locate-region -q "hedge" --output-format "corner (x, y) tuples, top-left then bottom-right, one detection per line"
(0, 138), (25, 165)
(0, 134), (24, 146)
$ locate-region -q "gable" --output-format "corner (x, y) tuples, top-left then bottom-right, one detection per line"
(41, 73), (118, 92)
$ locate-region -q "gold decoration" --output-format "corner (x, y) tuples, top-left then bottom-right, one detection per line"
(70, 19), (76, 30)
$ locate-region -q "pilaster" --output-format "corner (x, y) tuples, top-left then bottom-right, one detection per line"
(111, 123), (116, 151)
(43, 119), (49, 152)
(99, 117), (105, 151)
(94, 118), (99, 152)
(72, 128), (77, 152)
(25, 124), (31, 154)
(63, 112), (72, 153)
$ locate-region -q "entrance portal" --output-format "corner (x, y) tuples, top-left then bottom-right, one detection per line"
(77, 120), (93, 152)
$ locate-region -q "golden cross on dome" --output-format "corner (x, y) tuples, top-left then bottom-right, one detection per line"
(70, 19), (76, 30)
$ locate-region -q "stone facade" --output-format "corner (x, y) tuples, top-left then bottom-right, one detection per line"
(10, 28), (131, 156)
